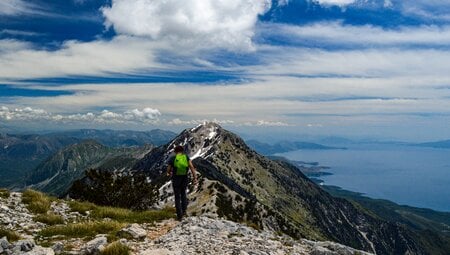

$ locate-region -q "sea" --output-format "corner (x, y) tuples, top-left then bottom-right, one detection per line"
(278, 144), (450, 212)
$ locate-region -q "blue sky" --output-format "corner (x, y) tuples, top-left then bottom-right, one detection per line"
(1, 0), (450, 141)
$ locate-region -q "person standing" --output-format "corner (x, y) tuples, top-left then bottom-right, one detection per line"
(167, 145), (198, 221)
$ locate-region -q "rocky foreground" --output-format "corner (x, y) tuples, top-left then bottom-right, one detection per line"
(1, 192), (372, 255)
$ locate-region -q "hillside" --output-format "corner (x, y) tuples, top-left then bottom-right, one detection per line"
(0, 134), (79, 187)
(25, 140), (153, 197)
(69, 122), (436, 254)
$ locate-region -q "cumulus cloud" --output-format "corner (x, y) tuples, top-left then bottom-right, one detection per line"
(101, 0), (271, 51)
(0, 106), (161, 124)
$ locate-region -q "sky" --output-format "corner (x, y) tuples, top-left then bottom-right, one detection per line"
(1, 0), (450, 142)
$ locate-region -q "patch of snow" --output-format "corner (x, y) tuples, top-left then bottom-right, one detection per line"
(208, 130), (217, 140)
(191, 123), (203, 132)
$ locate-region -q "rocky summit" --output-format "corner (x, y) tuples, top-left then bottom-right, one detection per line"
(0, 191), (372, 255)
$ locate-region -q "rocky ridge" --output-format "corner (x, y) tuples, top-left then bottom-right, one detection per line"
(1, 191), (372, 255)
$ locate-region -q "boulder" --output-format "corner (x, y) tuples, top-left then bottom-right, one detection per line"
(15, 239), (36, 252)
(82, 236), (107, 255)
(0, 237), (10, 249)
(119, 223), (147, 240)
(51, 242), (64, 255)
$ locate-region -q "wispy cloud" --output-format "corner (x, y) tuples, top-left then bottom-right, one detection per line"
(0, 37), (161, 80)
(260, 22), (450, 48)
(0, 0), (32, 16)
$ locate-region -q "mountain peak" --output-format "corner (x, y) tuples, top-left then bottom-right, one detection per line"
(167, 122), (226, 160)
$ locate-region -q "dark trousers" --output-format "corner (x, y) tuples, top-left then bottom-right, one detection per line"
(172, 175), (188, 220)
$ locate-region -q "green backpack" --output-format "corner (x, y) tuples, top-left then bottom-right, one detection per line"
(174, 154), (189, 175)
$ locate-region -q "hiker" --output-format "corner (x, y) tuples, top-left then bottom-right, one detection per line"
(167, 145), (198, 221)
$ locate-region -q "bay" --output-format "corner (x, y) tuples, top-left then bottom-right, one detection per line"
(278, 144), (450, 212)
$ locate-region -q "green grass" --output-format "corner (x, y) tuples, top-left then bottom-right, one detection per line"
(0, 227), (20, 242)
(100, 241), (130, 255)
(22, 189), (53, 214)
(39, 221), (125, 239)
(68, 200), (97, 215)
(90, 206), (175, 223)
(69, 200), (175, 223)
(34, 213), (65, 225)
(0, 188), (10, 198)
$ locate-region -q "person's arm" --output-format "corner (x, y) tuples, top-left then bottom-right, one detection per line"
(189, 160), (197, 184)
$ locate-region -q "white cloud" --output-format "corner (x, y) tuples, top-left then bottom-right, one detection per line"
(0, 0), (29, 16)
(384, 0), (393, 8)
(261, 22), (450, 47)
(256, 120), (289, 126)
(0, 37), (160, 80)
(101, 0), (271, 51)
(168, 118), (234, 126)
(0, 106), (161, 124)
(313, 0), (356, 7)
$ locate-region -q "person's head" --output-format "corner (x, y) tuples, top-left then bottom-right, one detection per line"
(174, 145), (184, 154)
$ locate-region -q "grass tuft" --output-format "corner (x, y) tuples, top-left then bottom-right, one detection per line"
(69, 200), (175, 223)
(100, 241), (130, 255)
(22, 189), (52, 214)
(68, 200), (97, 215)
(0, 227), (21, 242)
(39, 221), (124, 239)
(0, 188), (10, 199)
(34, 213), (65, 225)
(91, 206), (175, 223)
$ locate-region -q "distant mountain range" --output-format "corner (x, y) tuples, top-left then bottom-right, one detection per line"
(246, 139), (346, 155)
(52, 129), (176, 147)
(0, 129), (176, 188)
(416, 140), (450, 149)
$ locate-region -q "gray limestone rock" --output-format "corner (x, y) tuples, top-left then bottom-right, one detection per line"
(15, 239), (35, 252)
(119, 223), (147, 240)
(0, 237), (10, 249)
(51, 242), (64, 255)
(82, 236), (107, 255)
(24, 246), (55, 255)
